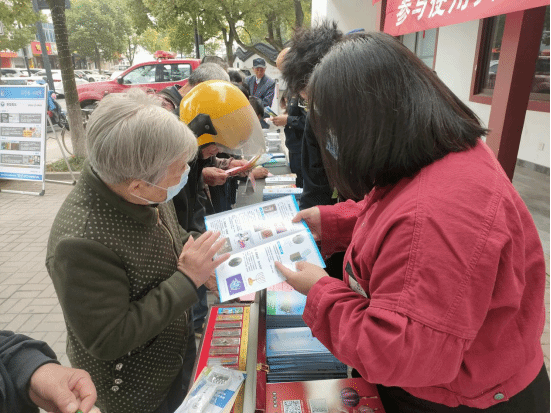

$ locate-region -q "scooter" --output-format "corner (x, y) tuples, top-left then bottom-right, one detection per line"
(47, 90), (70, 131)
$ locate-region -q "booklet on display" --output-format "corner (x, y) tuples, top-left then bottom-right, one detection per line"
(205, 195), (325, 302)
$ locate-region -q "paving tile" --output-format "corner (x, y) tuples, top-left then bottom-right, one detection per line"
(19, 314), (47, 332)
(18, 284), (49, 291)
(5, 314), (32, 331)
(19, 304), (55, 314)
(33, 321), (67, 332)
(42, 331), (64, 345)
(11, 290), (42, 299)
(0, 298), (33, 314)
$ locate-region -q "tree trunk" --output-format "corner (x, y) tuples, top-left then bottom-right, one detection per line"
(294, 0), (304, 28)
(47, 0), (86, 157)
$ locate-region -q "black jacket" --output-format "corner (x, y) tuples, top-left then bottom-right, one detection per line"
(299, 116), (335, 210)
(283, 95), (307, 154)
(172, 156), (209, 233)
(0, 331), (58, 413)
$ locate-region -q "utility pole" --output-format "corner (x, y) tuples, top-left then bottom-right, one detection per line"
(194, 16), (200, 59)
(31, 0), (55, 92)
(17, 24), (32, 76)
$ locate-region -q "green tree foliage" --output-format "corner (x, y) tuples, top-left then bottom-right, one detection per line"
(135, 0), (310, 66)
(139, 27), (171, 55)
(66, 0), (127, 71)
(0, 0), (40, 53)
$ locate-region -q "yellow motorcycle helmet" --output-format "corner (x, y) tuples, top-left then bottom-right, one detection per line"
(180, 79), (265, 156)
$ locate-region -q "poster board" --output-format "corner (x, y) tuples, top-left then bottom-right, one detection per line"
(0, 85), (47, 187)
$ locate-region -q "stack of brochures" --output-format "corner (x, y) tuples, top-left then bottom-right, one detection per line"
(266, 289), (307, 329)
(266, 327), (348, 383)
(262, 153), (288, 168)
(262, 186), (303, 202)
(265, 174), (297, 185)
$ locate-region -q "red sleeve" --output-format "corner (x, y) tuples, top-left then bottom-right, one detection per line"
(318, 199), (367, 258)
(303, 277), (469, 387)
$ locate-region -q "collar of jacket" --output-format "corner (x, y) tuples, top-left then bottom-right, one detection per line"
(81, 160), (159, 227)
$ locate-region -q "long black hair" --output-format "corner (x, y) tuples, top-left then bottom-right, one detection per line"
(308, 32), (488, 200)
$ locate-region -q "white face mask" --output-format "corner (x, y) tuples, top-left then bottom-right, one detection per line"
(133, 166), (190, 204)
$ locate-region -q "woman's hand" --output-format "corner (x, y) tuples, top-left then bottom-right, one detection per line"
(271, 115), (288, 127)
(29, 363), (98, 413)
(178, 231), (230, 287)
(202, 167), (228, 186)
(251, 167), (269, 179)
(274, 261), (329, 295)
(292, 207), (321, 241)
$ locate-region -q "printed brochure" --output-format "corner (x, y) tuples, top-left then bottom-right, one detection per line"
(266, 377), (386, 413)
(205, 195), (325, 302)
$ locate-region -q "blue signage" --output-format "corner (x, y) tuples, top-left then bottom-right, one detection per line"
(0, 87), (46, 100)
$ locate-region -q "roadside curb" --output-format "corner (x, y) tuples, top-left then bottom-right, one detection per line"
(45, 171), (81, 181)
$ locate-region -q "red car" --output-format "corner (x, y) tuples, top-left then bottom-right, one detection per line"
(77, 58), (201, 110)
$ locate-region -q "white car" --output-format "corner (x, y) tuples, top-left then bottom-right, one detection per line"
(35, 69), (89, 97)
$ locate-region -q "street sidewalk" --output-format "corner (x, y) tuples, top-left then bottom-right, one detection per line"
(0, 162), (549, 376)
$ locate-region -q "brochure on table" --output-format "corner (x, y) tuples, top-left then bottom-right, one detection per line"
(205, 195), (325, 302)
(265, 377), (386, 413)
(0, 85), (47, 182)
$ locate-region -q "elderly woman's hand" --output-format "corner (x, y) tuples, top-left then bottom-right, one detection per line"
(178, 231), (230, 287)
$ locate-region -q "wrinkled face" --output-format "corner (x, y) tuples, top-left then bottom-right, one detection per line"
(253, 67), (266, 79)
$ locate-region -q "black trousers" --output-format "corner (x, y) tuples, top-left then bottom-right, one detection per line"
(375, 364), (549, 413)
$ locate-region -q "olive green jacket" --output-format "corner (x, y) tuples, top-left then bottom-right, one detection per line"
(46, 162), (200, 413)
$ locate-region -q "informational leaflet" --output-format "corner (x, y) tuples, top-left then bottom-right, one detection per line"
(0, 85), (47, 182)
(205, 195), (325, 302)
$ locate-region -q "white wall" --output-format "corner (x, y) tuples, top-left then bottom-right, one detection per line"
(312, 0), (378, 32)
(312, 1), (550, 168)
(436, 20), (550, 168)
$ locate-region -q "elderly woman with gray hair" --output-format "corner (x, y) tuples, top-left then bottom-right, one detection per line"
(46, 89), (229, 413)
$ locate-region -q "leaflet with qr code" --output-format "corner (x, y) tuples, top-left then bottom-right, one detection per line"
(283, 400), (302, 413)
(308, 398), (329, 413)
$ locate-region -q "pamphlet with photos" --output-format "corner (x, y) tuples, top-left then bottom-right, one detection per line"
(265, 377), (386, 413)
(205, 195), (324, 302)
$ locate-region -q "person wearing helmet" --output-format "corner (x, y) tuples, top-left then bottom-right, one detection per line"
(175, 80), (266, 336)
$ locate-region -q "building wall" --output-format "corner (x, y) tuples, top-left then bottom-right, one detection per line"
(436, 20), (550, 169)
(313, 0), (379, 32)
(312, 2), (550, 169)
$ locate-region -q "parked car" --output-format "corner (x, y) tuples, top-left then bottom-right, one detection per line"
(35, 69), (89, 97)
(1, 68), (28, 77)
(84, 70), (110, 82)
(76, 58), (201, 109)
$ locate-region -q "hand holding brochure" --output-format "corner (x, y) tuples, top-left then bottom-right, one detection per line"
(205, 195), (325, 302)
(224, 153), (271, 176)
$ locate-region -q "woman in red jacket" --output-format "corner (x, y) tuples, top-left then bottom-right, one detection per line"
(275, 32), (549, 412)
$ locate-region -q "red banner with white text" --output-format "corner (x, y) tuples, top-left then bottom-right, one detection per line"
(385, 0), (550, 36)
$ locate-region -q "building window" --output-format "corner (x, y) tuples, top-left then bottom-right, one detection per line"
(471, 6), (549, 111)
(401, 28), (439, 70)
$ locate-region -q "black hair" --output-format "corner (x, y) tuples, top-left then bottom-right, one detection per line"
(201, 55), (229, 71)
(308, 32), (488, 200)
(282, 20), (343, 95)
(233, 82), (249, 99)
(249, 96), (264, 118)
(228, 70), (244, 84)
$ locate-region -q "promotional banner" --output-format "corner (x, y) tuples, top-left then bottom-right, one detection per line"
(385, 0), (550, 36)
(0, 85), (47, 182)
